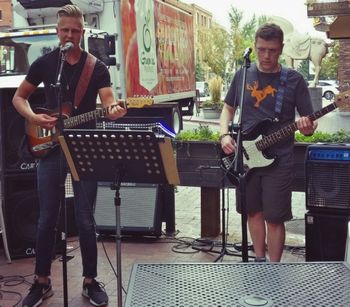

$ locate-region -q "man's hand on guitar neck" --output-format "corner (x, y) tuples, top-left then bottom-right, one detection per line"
(297, 116), (318, 136)
(105, 100), (127, 121)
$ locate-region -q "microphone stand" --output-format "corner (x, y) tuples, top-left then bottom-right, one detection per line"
(51, 50), (69, 307)
(232, 49), (252, 263)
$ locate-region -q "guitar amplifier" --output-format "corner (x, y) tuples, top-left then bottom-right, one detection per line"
(306, 144), (350, 212)
(0, 88), (44, 174)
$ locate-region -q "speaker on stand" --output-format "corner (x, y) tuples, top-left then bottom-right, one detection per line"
(0, 88), (76, 260)
(2, 173), (77, 259)
(305, 144), (350, 261)
(2, 174), (39, 258)
(0, 88), (43, 174)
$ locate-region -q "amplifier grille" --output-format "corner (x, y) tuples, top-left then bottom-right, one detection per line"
(306, 162), (350, 211)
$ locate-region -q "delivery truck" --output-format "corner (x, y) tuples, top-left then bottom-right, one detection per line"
(0, 0), (197, 133)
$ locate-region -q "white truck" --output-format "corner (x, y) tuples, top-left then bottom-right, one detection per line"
(0, 0), (197, 133)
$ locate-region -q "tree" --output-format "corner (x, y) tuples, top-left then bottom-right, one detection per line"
(197, 24), (230, 80)
(319, 41), (339, 80)
(297, 60), (310, 81)
(195, 61), (205, 81)
(227, 7), (268, 77)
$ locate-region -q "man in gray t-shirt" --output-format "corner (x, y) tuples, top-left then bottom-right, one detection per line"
(220, 23), (317, 262)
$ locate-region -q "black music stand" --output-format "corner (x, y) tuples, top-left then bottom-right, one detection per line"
(58, 129), (180, 307)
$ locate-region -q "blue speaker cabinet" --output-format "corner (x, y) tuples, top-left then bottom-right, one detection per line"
(306, 144), (350, 213)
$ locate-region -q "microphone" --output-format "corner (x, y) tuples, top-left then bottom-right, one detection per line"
(60, 42), (74, 53)
(243, 47), (252, 59)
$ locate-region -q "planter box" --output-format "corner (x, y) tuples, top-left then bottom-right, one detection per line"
(202, 108), (221, 120)
(174, 140), (309, 190)
(174, 140), (233, 188)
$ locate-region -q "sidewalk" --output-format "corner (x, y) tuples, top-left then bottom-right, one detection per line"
(183, 109), (220, 127)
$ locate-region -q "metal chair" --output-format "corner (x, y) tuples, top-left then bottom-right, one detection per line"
(0, 194), (12, 263)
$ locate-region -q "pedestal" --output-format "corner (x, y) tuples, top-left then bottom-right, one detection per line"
(308, 86), (322, 111)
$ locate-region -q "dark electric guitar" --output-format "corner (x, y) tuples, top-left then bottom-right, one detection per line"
(25, 97), (154, 158)
(221, 90), (350, 176)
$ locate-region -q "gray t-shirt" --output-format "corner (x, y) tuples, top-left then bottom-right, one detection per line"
(225, 63), (313, 166)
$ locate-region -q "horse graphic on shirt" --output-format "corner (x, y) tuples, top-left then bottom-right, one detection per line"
(247, 81), (277, 108)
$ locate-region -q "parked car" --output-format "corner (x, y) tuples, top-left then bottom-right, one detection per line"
(317, 80), (339, 100)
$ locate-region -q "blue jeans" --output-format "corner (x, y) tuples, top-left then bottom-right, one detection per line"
(35, 149), (98, 278)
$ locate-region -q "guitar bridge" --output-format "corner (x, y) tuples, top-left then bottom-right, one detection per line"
(32, 142), (55, 152)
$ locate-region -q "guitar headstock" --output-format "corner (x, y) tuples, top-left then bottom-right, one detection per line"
(126, 96), (154, 108)
(335, 90), (350, 110)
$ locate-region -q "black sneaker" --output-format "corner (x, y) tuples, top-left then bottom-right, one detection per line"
(22, 279), (53, 307)
(254, 256), (267, 262)
(82, 279), (108, 306)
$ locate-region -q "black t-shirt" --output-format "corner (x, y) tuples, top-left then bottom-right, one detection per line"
(225, 63), (314, 165)
(26, 48), (111, 128)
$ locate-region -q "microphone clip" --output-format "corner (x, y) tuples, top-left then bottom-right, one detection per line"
(60, 42), (74, 53)
(243, 47), (252, 59)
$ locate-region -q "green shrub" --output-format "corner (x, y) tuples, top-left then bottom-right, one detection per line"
(295, 130), (350, 143)
(201, 99), (224, 110)
(175, 124), (220, 141)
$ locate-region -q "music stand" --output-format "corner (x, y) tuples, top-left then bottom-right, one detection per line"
(58, 129), (180, 307)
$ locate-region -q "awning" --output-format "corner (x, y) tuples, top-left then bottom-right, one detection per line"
(327, 16), (350, 39)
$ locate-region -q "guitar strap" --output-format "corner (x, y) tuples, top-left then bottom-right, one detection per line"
(74, 53), (97, 109)
(274, 66), (289, 121)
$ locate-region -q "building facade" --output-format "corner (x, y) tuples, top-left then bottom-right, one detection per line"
(0, 0), (12, 30)
(164, 0), (213, 80)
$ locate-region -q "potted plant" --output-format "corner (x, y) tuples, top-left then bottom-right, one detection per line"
(202, 76), (224, 119)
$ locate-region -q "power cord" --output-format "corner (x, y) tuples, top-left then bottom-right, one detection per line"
(0, 274), (33, 307)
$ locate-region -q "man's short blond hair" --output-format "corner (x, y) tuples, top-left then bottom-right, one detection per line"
(57, 4), (84, 25)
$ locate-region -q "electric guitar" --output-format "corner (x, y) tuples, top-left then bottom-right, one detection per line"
(221, 90), (350, 177)
(25, 96), (154, 158)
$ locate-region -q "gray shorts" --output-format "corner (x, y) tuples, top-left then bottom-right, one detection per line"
(236, 165), (294, 223)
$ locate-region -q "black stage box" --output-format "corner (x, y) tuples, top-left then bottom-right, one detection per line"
(305, 211), (349, 261)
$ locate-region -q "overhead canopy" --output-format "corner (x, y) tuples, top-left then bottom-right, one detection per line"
(327, 16), (350, 39)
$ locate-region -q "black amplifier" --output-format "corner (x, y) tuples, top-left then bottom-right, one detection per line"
(306, 144), (350, 212)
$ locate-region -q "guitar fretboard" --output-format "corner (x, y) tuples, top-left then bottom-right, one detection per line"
(256, 102), (337, 151)
(64, 107), (111, 128)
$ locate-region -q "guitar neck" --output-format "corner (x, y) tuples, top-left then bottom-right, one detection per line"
(64, 106), (111, 128)
(257, 102), (337, 151)
(63, 97), (154, 128)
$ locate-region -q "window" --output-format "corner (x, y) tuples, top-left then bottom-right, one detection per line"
(0, 34), (58, 75)
(0, 10), (2, 21)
